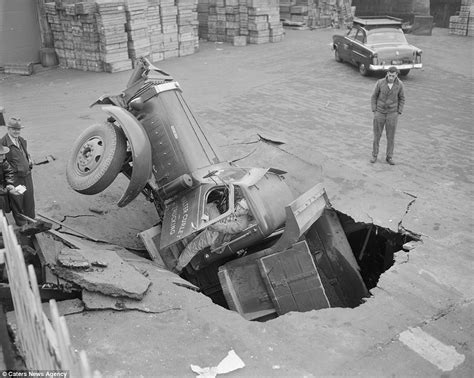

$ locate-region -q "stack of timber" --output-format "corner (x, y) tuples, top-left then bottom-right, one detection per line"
(280, 0), (353, 29)
(449, 0), (473, 36)
(206, 0), (283, 45)
(124, 0), (151, 63)
(147, 0), (165, 62)
(177, 0), (199, 56)
(198, 0), (210, 39)
(96, 0), (132, 72)
(43, 0), (199, 73)
(45, 0), (104, 71)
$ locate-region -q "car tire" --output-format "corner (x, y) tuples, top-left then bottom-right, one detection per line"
(358, 63), (369, 76)
(335, 48), (343, 62)
(67, 122), (128, 195)
(400, 69), (410, 76)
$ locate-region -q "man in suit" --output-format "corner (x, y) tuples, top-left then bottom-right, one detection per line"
(1, 117), (35, 226)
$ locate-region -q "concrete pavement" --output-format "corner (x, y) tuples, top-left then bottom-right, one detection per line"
(0, 27), (472, 376)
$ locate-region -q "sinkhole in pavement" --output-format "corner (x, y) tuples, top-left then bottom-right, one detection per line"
(183, 209), (419, 321)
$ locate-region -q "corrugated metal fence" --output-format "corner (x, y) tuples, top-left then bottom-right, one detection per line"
(1, 212), (99, 377)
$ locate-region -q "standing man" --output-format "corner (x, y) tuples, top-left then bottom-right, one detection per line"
(370, 66), (405, 165)
(1, 117), (35, 226)
(0, 145), (21, 215)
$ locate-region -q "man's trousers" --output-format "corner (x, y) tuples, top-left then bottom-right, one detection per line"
(372, 111), (398, 159)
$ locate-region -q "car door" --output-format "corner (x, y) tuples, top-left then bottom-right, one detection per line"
(338, 27), (358, 61)
(350, 28), (371, 67)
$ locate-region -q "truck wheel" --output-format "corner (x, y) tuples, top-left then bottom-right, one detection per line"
(335, 48), (342, 62)
(67, 122), (128, 195)
(358, 63), (369, 76)
(400, 69), (410, 76)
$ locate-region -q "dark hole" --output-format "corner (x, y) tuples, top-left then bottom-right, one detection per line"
(336, 211), (418, 290)
(179, 208), (420, 321)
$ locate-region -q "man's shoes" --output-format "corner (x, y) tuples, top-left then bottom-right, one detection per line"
(386, 157), (395, 165)
(370, 156), (377, 163)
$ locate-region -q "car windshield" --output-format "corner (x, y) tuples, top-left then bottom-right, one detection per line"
(366, 28), (407, 45)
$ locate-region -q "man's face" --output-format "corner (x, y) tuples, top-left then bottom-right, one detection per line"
(8, 127), (21, 139)
(386, 72), (398, 83)
(235, 203), (248, 215)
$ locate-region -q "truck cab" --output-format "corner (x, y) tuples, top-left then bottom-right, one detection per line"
(67, 58), (369, 319)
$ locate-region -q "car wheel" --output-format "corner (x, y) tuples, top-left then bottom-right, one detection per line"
(67, 122), (128, 195)
(335, 48), (342, 62)
(358, 63), (369, 76)
(400, 69), (410, 76)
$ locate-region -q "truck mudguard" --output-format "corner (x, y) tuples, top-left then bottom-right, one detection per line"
(102, 105), (152, 207)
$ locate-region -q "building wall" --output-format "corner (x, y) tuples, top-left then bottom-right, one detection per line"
(0, 0), (41, 67)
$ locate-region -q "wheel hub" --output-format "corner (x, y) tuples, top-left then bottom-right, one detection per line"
(77, 137), (104, 173)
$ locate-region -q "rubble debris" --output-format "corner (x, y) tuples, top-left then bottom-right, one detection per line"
(57, 248), (91, 269)
(88, 207), (108, 215)
(52, 249), (152, 300)
(82, 261), (196, 313)
(33, 155), (56, 165)
(34, 232), (64, 267)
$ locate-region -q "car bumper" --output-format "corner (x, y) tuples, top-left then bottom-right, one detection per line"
(369, 63), (422, 71)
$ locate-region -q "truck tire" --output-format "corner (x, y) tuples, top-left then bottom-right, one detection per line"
(334, 48), (343, 62)
(67, 122), (128, 195)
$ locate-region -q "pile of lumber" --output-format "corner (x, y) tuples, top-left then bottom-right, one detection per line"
(449, 0), (473, 36)
(280, 0), (353, 29)
(206, 0), (283, 45)
(44, 0), (199, 73)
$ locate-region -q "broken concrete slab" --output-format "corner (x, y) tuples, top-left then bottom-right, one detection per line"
(57, 248), (91, 268)
(53, 248), (151, 300)
(82, 260), (198, 313)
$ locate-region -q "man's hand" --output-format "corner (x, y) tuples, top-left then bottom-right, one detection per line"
(8, 185), (20, 196)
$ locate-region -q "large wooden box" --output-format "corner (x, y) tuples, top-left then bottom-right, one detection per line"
(218, 241), (330, 320)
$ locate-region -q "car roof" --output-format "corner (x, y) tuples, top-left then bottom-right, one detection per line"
(353, 16), (403, 29)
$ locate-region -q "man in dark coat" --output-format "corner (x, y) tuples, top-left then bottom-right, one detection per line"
(0, 145), (19, 216)
(1, 117), (35, 226)
(370, 66), (405, 165)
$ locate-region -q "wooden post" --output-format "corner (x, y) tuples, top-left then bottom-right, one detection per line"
(35, 0), (53, 48)
(35, 0), (59, 67)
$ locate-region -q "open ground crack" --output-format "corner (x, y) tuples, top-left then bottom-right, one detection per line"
(82, 307), (182, 315)
(398, 198), (422, 241)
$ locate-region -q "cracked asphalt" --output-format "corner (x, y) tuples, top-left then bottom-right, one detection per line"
(0, 27), (472, 376)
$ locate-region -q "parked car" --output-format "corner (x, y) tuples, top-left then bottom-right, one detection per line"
(332, 16), (423, 76)
(66, 58), (369, 319)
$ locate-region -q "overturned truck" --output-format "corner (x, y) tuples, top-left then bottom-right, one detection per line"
(66, 58), (369, 320)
